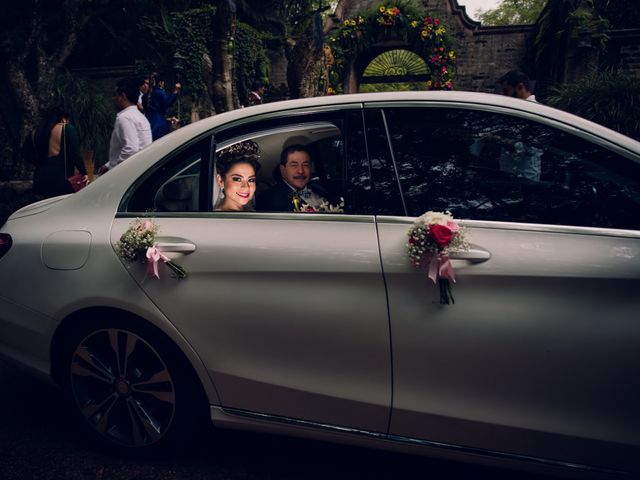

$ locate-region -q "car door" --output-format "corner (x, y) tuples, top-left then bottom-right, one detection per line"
(365, 104), (640, 473)
(113, 107), (392, 433)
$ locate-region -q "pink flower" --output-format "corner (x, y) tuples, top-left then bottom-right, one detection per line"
(446, 221), (459, 233)
(142, 220), (155, 231)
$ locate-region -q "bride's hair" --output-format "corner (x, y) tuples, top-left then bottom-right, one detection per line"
(216, 140), (262, 177)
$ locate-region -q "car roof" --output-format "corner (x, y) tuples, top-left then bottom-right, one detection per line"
(162, 91), (640, 156)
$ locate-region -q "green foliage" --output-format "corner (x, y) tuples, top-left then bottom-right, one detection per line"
(138, 5), (215, 100)
(532, 0), (610, 83)
(593, 0), (640, 29)
(324, 1), (456, 94)
(235, 22), (271, 104)
(545, 70), (640, 141)
(49, 70), (114, 150)
(566, 0), (609, 50)
(477, 0), (547, 25)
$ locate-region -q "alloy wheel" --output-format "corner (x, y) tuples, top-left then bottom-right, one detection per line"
(69, 328), (176, 448)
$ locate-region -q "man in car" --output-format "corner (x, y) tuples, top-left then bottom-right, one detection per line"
(256, 144), (331, 212)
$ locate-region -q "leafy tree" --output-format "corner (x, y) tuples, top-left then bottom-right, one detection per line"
(0, 1), (90, 177)
(531, 0), (610, 92)
(237, 0), (330, 99)
(477, 0), (547, 25)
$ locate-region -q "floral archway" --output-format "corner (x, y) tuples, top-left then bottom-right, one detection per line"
(321, 2), (456, 95)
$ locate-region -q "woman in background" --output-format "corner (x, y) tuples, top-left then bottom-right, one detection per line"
(31, 107), (88, 198)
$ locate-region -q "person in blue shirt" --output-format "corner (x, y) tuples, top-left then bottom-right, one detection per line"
(144, 74), (181, 140)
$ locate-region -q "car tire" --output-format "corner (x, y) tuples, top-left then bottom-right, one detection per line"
(61, 316), (202, 456)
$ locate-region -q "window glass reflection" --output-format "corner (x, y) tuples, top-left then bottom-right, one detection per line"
(383, 107), (640, 230)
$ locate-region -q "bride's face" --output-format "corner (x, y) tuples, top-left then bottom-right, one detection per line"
(217, 162), (256, 210)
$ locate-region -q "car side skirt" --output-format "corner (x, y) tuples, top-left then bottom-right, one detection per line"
(210, 406), (634, 479)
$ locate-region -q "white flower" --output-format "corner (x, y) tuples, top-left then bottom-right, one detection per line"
(417, 210), (454, 226)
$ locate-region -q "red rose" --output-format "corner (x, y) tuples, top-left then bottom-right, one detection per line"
(428, 224), (453, 248)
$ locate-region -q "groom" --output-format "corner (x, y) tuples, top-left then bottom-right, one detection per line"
(257, 144), (331, 212)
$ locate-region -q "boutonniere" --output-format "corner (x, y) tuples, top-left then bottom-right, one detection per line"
(291, 193), (345, 213)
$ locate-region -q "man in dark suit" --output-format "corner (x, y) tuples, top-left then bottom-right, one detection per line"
(257, 144), (331, 212)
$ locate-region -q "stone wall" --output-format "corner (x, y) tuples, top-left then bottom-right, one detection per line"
(332, 0), (640, 93)
(605, 29), (640, 77)
(335, 0), (535, 92)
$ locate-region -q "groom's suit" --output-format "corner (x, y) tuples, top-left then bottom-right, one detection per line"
(256, 181), (331, 212)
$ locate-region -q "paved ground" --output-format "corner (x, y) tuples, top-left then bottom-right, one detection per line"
(0, 359), (562, 480)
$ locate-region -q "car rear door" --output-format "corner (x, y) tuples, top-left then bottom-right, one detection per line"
(366, 103), (640, 473)
(114, 106), (392, 434)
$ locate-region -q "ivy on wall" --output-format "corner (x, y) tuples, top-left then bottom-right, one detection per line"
(172, 7), (215, 101)
(138, 5), (215, 102)
(322, 2), (456, 94)
(235, 22), (271, 105)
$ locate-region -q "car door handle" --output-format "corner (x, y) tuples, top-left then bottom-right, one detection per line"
(449, 248), (491, 262)
(155, 242), (197, 254)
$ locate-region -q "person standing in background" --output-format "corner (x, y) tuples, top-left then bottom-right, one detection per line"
(246, 80), (266, 107)
(145, 73), (181, 140)
(137, 77), (150, 113)
(98, 77), (152, 174)
(30, 107), (88, 198)
(498, 70), (538, 102)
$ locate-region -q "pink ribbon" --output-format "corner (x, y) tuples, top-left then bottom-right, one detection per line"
(146, 245), (170, 279)
(428, 254), (456, 284)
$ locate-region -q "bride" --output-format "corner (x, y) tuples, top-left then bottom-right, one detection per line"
(214, 141), (262, 211)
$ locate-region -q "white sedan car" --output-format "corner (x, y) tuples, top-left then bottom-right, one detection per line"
(1, 92), (639, 478)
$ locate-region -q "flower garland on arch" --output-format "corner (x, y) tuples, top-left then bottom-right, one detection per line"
(321, 2), (456, 95)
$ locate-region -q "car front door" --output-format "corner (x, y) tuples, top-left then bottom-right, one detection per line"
(113, 107), (392, 434)
(366, 104), (640, 473)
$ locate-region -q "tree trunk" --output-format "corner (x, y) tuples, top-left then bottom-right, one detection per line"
(286, 13), (323, 99)
(0, 2), (80, 178)
(210, 0), (236, 113)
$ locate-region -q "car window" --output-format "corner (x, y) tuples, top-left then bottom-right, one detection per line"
(214, 114), (350, 213)
(123, 137), (211, 213)
(378, 106), (640, 230)
(364, 109), (405, 216)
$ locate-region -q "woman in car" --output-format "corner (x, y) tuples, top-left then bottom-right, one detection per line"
(215, 141), (262, 211)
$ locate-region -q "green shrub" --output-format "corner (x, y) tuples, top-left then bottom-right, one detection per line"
(545, 70), (640, 141)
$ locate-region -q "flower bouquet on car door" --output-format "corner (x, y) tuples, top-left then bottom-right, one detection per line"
(117, 218), (187, 280)
(407, 211), (468, 304)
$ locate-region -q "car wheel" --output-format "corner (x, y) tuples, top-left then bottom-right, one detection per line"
(63, 319), (200, 455)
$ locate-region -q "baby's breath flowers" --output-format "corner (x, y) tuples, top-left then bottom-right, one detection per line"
(292, 195), (345, 213)
(117, 218), (187, 280)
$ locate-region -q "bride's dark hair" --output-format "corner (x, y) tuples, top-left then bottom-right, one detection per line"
(217, 140), (262, 177)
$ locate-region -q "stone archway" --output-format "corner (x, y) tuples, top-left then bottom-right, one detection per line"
(321, 3), (456, 95)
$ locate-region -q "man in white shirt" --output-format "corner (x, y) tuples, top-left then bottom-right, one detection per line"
(137, 77), (150, 113)
(98, 77), (152, 174)
(498, 70), (538, 103)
